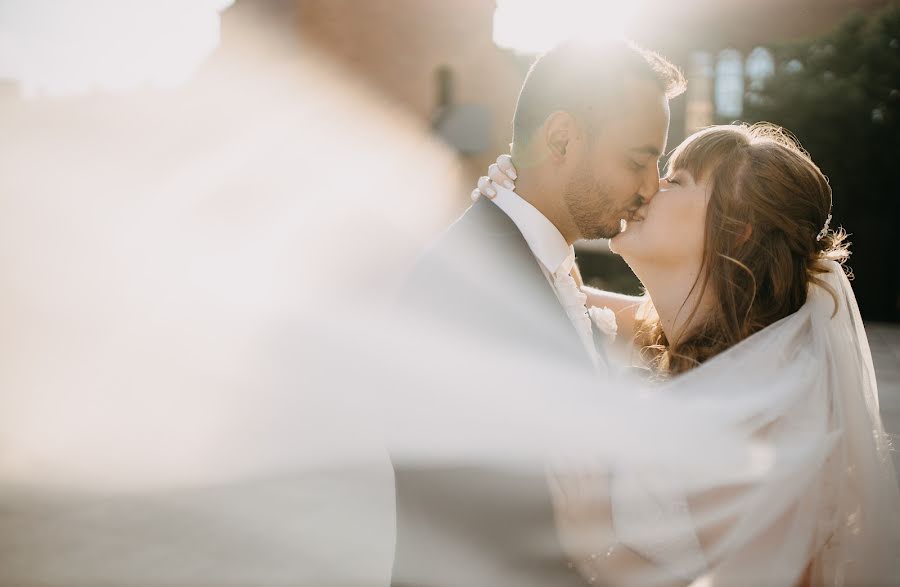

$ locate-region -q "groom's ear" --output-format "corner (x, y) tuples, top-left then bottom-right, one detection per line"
(544, 111), (577, 161)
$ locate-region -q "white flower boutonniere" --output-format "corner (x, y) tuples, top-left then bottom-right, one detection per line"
(589, 306), (618, 341)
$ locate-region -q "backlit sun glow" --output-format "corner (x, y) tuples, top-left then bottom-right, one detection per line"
(493, 0), (642, 54)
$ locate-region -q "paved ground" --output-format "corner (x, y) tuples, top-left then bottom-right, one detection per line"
(867, 323), (900, 476)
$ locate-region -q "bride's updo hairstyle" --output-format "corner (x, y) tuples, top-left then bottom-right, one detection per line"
(640, 123), (850, 375)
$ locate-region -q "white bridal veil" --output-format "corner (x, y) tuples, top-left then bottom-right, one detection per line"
(550, 261), (900, 586)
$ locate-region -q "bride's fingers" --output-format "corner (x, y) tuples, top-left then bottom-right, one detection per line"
(470, 188), (481, 202)
(477, 175), (496, 198)
(487, 163), (515, 190)
(496, 154), (517, 180)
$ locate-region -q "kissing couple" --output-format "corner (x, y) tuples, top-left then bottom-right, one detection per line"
(392, 39), (900, 586)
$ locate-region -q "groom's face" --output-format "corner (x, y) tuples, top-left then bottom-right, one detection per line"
(563, 78), (670, 240)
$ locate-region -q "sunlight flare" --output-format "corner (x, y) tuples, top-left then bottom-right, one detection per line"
(493, 0), (642, 54)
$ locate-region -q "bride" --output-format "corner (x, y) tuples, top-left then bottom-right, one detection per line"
(474, 123), (900, 586)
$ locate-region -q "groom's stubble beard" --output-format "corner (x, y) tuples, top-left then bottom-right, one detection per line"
(563, 155), (621, 240)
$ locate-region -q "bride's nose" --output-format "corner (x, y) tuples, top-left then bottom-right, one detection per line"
(641, 183), (663, 205)
(652, 176), (675, 195)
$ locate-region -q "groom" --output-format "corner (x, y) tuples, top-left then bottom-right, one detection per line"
(393, 39), (685, 586)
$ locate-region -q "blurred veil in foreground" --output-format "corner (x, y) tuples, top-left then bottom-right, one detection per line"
(0, 1), (463, 583)
(1, 2), (897, 586)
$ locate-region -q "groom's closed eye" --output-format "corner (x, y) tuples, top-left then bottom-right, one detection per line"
(628, 145), (661, 173)
(629, 145), (661, 159)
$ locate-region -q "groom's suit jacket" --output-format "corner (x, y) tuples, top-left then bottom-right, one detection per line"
(392, 196), (594, 587)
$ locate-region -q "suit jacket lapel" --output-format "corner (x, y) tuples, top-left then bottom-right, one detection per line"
(471, 198), (595, 369)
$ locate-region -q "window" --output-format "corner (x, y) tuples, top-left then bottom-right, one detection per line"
(715, 49), (744, 118)
(745, 47), (775, 91)
(685, 51), (714, 132)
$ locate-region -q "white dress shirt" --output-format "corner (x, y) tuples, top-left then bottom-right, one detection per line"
(487, 185), (603, 370)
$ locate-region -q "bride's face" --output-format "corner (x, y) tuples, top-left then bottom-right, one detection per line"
(608, 168), (710, 272)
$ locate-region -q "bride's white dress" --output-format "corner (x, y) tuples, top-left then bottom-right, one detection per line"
(551, 261), (900, 586)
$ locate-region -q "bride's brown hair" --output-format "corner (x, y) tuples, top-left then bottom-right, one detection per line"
(638, 123), (850, 375)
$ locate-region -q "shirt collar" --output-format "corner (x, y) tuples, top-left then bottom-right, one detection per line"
(488, 184), (574, 276)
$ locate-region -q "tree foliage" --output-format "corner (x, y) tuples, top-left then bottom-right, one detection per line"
(742, 3), (900, 320)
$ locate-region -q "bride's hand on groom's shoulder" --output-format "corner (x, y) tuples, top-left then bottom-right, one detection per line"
(471, 154), (518, 201)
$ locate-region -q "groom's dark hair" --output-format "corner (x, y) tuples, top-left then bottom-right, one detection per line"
(511, 39), (685, 151)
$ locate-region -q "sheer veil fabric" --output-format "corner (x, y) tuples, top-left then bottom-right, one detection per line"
(550, 261), (900, 586)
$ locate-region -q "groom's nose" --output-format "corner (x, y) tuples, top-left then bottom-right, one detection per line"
(637, 167), (660, 203)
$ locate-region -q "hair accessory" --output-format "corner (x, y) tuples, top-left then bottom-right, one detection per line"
(816, 213), (832, 242)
